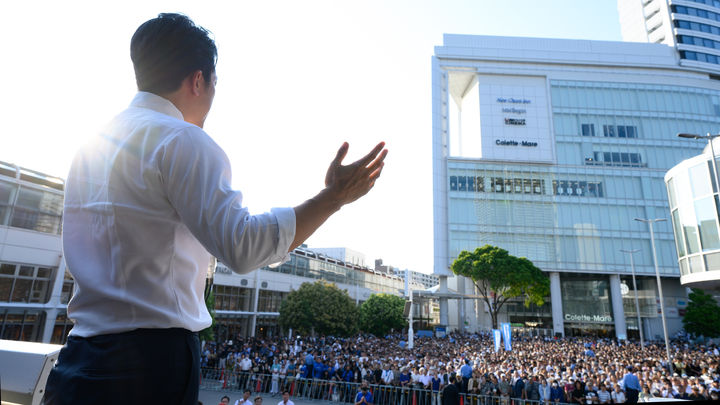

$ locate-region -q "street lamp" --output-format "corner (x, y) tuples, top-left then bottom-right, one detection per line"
(677, 133), (720, 191)
(620, 249), (644, 349)
(403, 270), (414, 350)
(634, 217), (672, 375)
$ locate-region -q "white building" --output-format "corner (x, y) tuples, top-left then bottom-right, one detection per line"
(618, 0), (720, 72)
(665, 140), (720, 291)
(432, 34), (718, 339)
(0, 161), (73, 343)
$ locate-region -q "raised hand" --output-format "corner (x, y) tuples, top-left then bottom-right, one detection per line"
(324, 142), (388, 206)
(290, 141), (388, 251)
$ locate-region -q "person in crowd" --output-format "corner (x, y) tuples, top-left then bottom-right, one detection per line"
(441, 374), (460, 405)
(611, 383), (626, 404)
(550, 379), (565, 404)
(569, 380), (585, 404)
(219, 396), (231, 405)
(596, 383), (611, 404)
(253, 397), (262, 405)
(277, 391), (295, 405)
(622, 366), (641, 404)
(539, 377), (551, 405)
(354, 382), (374, 405)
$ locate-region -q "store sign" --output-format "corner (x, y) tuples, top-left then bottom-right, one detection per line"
(215, 266), (232, 275)
(497, 97), (531, 104)
(496, 139), (538, 147)
(564, 314), (613, 323)
(504, 118), (526, 126)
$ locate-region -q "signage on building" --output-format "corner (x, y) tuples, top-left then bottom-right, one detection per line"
(496, 139), (538, 147)
(504, 118), (526, 126)
(564, 314), (613, 323)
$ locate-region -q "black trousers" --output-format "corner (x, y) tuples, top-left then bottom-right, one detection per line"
(42, 328), (200, 405)
(626, 388), (639, 404)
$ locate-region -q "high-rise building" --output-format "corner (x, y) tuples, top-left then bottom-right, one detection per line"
(432, 34), (719, 339)
(618, 0), (720, 71)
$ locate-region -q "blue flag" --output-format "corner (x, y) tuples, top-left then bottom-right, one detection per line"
(492, 329), (501, 352)
(501, 323), (512, 351)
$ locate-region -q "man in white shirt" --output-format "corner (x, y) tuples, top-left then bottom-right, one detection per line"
(277, 391), (295, 405)
(236, 390), (253, 405)
(42, 13), (386, 405)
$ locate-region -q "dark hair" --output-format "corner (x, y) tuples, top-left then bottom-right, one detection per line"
(130, 13), (217, 95)
(244, 389), (251, 394)
(220, 396), (230, 401)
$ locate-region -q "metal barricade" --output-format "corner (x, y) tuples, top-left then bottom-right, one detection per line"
(199, 369), (572, 405)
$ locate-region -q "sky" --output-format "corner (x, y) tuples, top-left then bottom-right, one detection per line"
(0, 1), (623, 274)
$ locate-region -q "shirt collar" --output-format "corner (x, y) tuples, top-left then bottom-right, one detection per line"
(130, 91), (184, 121)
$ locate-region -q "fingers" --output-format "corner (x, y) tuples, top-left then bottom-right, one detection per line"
(332, 142), (350, 167)
(358, 142), (386, 166)
(365, 148), (388, 172)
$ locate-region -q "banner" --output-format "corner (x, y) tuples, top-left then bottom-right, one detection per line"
(501, 323), (512, 351)
(492, 329), (501, 352)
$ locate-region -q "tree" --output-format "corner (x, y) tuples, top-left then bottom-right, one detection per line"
(451, 245), (549, 329)
(682, 288), (720, 338)
(199, 288), (216, 342)
(279, 281), (359, 336)
(360, 293), (407, 336)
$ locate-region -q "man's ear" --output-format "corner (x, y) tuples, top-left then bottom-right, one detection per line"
(190, 70), (204, 96)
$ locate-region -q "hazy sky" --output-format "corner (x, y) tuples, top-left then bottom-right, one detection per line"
(1, 1), (623, 273)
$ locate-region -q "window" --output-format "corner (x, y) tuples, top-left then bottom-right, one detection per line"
(553, 180), (604, 198)
(449, 176), (457, 191)
(581, 123), (595, 136)
(0, 263), (55, 304)
(603, 125), (616, 137)
(0, 310), (45, 342)
(60, 270), (74, 304)
(476, 177), (485, 192)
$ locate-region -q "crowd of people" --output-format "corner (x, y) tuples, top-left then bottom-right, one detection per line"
(201, 332), (720, 403)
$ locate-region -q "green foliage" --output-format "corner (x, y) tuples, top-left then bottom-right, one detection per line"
(199, 288), (216, 342)
(360, 293), (407, 336)
(682, 288), (720, 338)
(451, 245), (549, 329)
(279, 281), (359, 337)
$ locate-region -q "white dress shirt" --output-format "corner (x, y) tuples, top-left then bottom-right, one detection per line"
(63, 92), (295, 337)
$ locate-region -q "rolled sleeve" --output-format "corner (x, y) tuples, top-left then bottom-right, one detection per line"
(268, 207), (296, 267)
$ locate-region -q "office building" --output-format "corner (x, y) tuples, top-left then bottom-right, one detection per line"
(618, 0), (720, 71)
(432, 34), (720, 339)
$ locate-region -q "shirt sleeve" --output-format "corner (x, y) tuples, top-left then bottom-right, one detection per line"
(157, 127), (296, 273)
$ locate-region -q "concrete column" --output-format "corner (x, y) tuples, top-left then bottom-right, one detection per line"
(549, 272), (564, 337)
(439, 276), (449, 326)
(457, 277), (465, 332)
(42, 255), (67, 343)
(609, 274), (627, 340)
(250, 270), (261, 337)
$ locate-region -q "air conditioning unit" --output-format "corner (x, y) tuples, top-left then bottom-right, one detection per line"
(0, 339), (62, 405)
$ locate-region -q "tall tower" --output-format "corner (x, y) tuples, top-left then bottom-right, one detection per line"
(618, 0), (720, 72)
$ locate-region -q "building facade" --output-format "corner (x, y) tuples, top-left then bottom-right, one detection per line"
(211, 246), (435, 340)
(665, 140), (720, 290)
(618, 0), (720, 71)
(432, 34), (720, 339)
(0, 161), (74, 344)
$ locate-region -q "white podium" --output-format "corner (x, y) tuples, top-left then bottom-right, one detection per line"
(0, 339), (62, 405)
